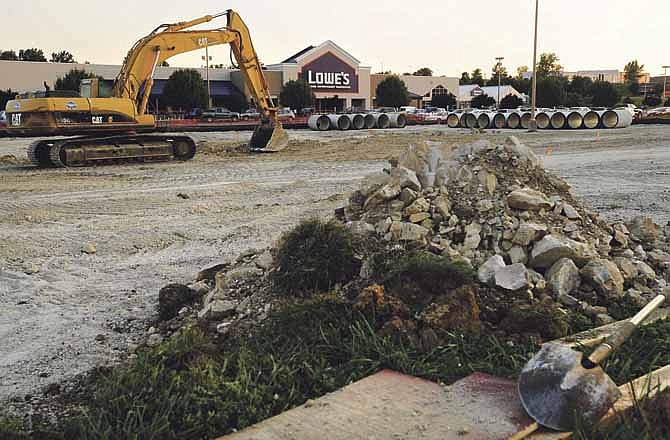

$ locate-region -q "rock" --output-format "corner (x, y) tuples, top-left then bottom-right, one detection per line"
(476, 199), (494, 212)
(626, 216), (661, 244)
(409, 212), (430, 224)
(389, 222), (429, 243)
(82, 243), (97, 254)
(495, 263), (531, 291)
(477, 255), (506, 285)
(254, 250), (274, 271)
(198, 299), (238, 320)
(509, 246), (528, 265)
(360, 172), (391, 197)
(158, 284), (200, 321)
(501, 299), (569, 339)
(23, 263), (39, 275)
(177, 193), (190, 200)
(404, 197), (430, 216)
(433, 195), (451, 218)
(189, 280), (211, 296)
(479, 171), (498, 195)
(513, 223), (548, 246)
(562, 204), (581, 220)
(504, 136), (541, 168)
(390, 166), (421, 192)
(147, 333), (164, 347)
(595, 314), (616, 326)
(507, 188), (553, 211)
(557, 293), (580, 308)
(647, 250), (670, 267)
(634, 244), (647, 259)
(197, 263), (230, 282)
(529, 235), (597, 269)
(463, 223), (482, 250)
(613, 257), (638, 281)
(346, 221), (376, 235)
(364, 182), (402, 210)
(546, 258), (581, 297)
(400, 188), (418, 205)
(580, 259), (624, 297)
(634, 260), (656, 280)
(611, 230), (629, 248)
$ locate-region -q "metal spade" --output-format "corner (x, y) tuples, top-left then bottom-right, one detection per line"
(518, 294), (666, 431)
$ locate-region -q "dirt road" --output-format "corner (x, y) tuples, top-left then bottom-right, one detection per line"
(0, 125), (668, 402)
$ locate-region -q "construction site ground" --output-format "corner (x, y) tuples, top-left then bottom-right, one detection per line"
(0, 125), (668, 403)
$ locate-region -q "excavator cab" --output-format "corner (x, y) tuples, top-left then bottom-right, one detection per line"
(80, 79), (113, 99)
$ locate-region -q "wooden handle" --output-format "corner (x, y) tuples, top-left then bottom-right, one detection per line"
(588, 295), (665, 365)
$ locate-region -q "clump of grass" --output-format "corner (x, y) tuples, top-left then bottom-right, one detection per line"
(271, 219), (358, 295)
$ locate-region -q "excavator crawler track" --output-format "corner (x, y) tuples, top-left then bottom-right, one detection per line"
(27, 135), (197, 168)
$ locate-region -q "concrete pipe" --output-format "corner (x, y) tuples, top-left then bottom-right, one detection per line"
(492, 112), (507, 129)
(373, 113), (391, 129)
(346, 114), (366, 130)
(507, 112), (522, 129)
(328, 114), (351, 131)
(308, 114), (331, 131)
(520, 112), (533, 129)
(582, 110), (600, 129)
(566, 111), (584, 129)
(477, 112), (492, 129)
(447, 112), (461, 128)
(388, 112), (407, 128)
(550, 111), (567, 129)
(600, 109), (633, 129)
(363, 114), (376, 129)
(460, 112), (479, 129)
(536, 111), (552, 129)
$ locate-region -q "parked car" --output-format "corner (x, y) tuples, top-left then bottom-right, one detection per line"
(299, 107), (315, 116)
(646, 107), (670, 117)
(186, 108), (203, 119)
(241, 109), (260, 120)
(277, 108), (296, 120)
(342, 106), (367, 114)
(201, 107), (240, 121)
(370, 107), (397, 113)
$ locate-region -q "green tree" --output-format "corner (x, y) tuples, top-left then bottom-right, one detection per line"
(0, 50), (18, 61)
(51, 51), (76, 63)
(54, 69), (100, 92)
(499, 94), (523, 109)
(643, 95), (662, 107)
(19, 48), (47, 62)
(162, 69), (208, 110)
(533, 77), (566, 107)
(413, 67), (433, 76)
(0, 89), (16, 109)
(431, 93), (456, 109)
(567, 75), (593, 97)
(471, 93), (495, 109)
(623, 60), (644, 94)
(279, 79), (315, 111)
(590, 81), (620, 107)
(537, 53), (563, 78)
(516, 65), (529, 79)
(509, 77), (531, 95)
(471, 68), (484, 85)
(490, 60), (509, 85)
(375, 75), (409, 108)
(460, 72), (472, 85)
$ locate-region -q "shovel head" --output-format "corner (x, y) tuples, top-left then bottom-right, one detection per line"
(518, 343), (621, 431)
(250, 120), (288, 152)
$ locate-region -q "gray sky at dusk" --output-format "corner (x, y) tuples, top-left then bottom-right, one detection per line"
(4, 1), (669, 78)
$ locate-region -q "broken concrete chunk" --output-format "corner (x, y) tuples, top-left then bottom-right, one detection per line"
(507, 188), (553, 211)
(409, 212), (430, 224)
(433, 195), (451, 218)
(562, 204), (581, 220)
(580, 259), (624, 297)
(463, 222), (482, 250)
(495, 263), (531, 291)
(529, 235), (597, 269)
(477, 255), (506, 285)
(404, 197), (430, 216)
(390, 166), (422, 192)
(364, 182), (402, 210)
(546, 258), (581, 297)
(626, 216), (661, 244)
(508, 246), (528, 265)
(360, 172), (391, 197)
(512, 222), (548, 246)
(400, 187), (418, 206)
(389, 222), (429, 243)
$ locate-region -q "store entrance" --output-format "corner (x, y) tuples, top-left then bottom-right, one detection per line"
(316, 97), (345, 113)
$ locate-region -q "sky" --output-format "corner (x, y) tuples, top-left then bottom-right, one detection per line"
(4, 1), (670, 78)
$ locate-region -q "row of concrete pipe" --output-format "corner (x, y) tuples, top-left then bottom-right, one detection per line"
(448, 108), (633, 130)
(308, 113), (408, 131)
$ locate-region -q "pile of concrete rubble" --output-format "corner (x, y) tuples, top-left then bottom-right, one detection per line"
(340, 137), (669, 327)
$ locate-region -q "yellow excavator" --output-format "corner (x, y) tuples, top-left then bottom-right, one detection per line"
(4, 10), (288, 167)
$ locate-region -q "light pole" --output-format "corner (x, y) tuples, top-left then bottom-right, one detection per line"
(496, 56), (504, 108)
(663, 65), (670, 101)
(202, 48), (213, 109)
(529, 0), (539, 131)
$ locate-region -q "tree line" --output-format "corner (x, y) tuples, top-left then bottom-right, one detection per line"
(0, 48), (78, 63)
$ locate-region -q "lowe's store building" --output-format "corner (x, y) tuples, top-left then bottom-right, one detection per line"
(0, 40), (457, 112)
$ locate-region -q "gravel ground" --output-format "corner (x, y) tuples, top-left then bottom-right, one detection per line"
(0, 125), (668, 403)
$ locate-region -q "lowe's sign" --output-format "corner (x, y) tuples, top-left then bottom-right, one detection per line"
(300, 52), (359, 93)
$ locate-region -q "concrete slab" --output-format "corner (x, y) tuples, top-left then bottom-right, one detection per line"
(220, 370), (534, 440)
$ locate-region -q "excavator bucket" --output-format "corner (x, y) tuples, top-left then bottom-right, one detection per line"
(250, 120), (289, 152)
